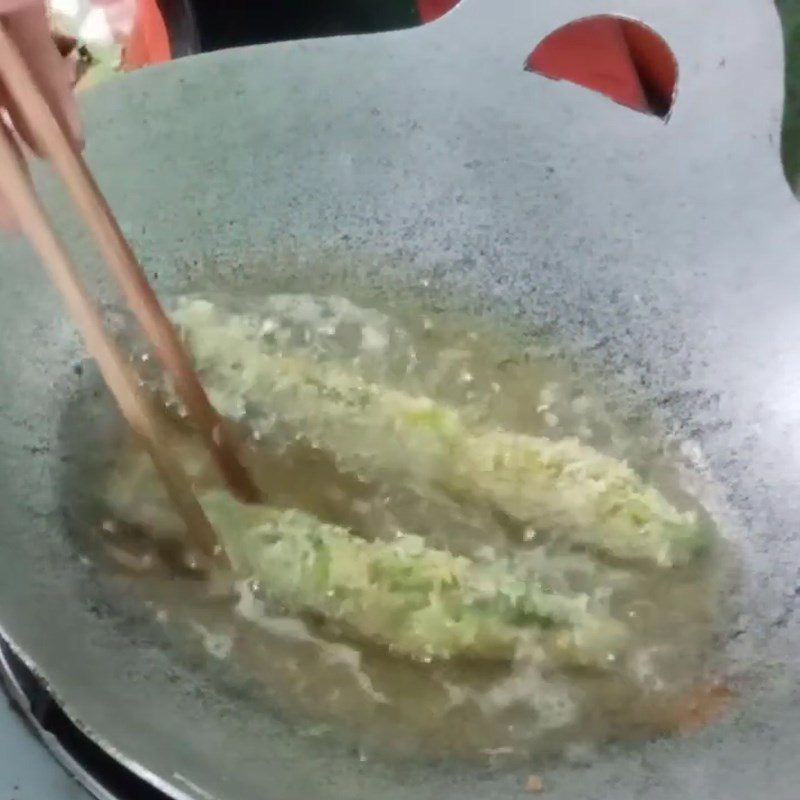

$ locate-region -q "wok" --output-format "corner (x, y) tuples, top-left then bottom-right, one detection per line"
(0, 0), (798, 797)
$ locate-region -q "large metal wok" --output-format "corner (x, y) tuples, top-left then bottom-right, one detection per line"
(0, 0), (798, 797)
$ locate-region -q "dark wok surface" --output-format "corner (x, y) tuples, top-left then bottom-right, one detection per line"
(0, 1), (798, 798)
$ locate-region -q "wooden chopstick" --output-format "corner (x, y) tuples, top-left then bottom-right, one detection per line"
(0, 118), (218, 559)
(0, 22), (260, 505)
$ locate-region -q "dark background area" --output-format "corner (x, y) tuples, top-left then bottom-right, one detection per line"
(188, 0), (421, 51)
(777, 0), (800, 191)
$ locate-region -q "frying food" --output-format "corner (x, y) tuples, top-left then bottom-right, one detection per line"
(100, 293), (723, 761)
(171, 298), (705, 567)
(201, 489), (627, 665)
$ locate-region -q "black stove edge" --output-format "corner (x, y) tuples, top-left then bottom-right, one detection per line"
(0, 635), (169, 800)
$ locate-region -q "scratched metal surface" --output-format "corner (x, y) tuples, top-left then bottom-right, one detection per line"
(0, 0), (798, 798)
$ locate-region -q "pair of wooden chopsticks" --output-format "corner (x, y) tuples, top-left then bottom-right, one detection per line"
(0, 21), (259, 559)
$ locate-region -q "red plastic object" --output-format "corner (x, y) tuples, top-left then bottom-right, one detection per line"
(417, 0), (459, 24)
(526, 15), (677, 118)
(620, 18), (677, 115)
(122, 0), (171, 70)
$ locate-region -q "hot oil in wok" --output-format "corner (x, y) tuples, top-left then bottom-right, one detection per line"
(93, 294), (728, 763)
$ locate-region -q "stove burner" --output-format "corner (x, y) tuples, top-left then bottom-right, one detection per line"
(0, 637), (169, 800)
